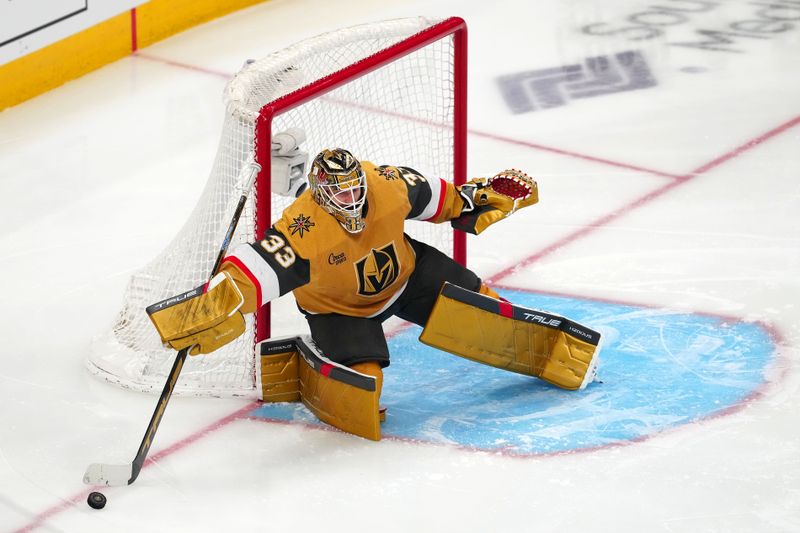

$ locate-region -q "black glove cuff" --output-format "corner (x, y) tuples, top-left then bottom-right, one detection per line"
(458, 183), (478, 214)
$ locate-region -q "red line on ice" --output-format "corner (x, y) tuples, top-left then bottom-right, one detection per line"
(129, 54), (686, 180)
(471, 129), (684, 180)
(133, 52), (232, 79)
(13, 401), (260, 533)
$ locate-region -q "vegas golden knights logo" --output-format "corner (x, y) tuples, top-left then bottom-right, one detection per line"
(355, 242), (400, 296)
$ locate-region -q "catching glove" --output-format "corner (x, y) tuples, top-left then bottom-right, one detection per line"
(452, 169), (539, 235)
(271, 128), (308, 197)
(147, 271), (246, 355)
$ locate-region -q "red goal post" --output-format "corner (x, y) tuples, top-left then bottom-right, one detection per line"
(88, 16), (468, 397)
(254, 15), (468, 341)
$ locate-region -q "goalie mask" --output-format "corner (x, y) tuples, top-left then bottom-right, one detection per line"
(308, 148), (367, 233)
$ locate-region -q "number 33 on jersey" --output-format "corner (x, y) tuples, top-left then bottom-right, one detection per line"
(219, 161), (466, 318)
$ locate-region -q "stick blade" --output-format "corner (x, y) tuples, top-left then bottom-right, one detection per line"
(83, 463), (133, 486)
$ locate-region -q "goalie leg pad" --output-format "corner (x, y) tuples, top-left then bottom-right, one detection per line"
(259, 340), (301, 402)
(419, 283), (601, 390)
(257, 337), (381, 440)
(542, 331), (602, 390)
(350, 361), (386, 423)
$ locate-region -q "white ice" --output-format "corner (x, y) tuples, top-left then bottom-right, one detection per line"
(1, 0), (799, 531)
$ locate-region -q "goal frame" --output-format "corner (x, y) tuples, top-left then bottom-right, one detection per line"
(253, 16), (469, 342)
(86, 16), (470, 398)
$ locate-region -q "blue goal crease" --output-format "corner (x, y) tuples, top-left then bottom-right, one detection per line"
(250, 289), (777, 455)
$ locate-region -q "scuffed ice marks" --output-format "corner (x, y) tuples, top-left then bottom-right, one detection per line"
(252, 290), (776, 455)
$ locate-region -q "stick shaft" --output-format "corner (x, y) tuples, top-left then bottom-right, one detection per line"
(129, 346), (187, 483)
(120, 162), (261, 485)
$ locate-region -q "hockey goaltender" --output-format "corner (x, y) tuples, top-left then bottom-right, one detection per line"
(147, 142), (602, 441)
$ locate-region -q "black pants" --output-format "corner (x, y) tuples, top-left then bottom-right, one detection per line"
(304, 236), (481, 368)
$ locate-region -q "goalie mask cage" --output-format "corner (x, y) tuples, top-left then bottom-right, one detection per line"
(88, 16), (468, 398)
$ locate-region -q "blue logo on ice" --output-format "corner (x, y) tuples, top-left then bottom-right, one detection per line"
(251, 290), (776, 455)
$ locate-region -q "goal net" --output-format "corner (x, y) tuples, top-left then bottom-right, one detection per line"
(87, 16), (468, 398)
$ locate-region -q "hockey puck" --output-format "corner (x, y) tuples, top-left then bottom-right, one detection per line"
(87, 491), (107, 510)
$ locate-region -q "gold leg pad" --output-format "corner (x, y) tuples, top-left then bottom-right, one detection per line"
(260, 348), (301, 403)
(419, 283), (601, 390)
(258, 337), (382, 440)
(539, 331), (599, 390)
(299, 356), (381, 441)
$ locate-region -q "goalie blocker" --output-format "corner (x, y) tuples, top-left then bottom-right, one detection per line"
(419, 282), (601, 390)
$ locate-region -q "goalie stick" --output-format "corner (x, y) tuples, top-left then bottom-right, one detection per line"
(84, 161), (261, 487)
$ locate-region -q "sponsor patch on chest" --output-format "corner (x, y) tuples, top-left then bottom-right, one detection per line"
(328, 252), (347, 265)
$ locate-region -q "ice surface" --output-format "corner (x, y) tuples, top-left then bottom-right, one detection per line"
(1, 0), (798, 531)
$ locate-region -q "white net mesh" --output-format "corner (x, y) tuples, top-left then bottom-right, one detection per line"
(88, 16), (463, 397)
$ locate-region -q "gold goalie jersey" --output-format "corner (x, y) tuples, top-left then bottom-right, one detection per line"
(220, 162), (466, 317)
